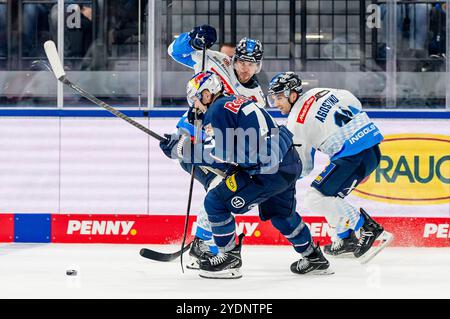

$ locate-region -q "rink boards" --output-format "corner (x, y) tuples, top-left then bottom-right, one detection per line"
(0, 213), (450, 247)
(0, 110), (448, 247)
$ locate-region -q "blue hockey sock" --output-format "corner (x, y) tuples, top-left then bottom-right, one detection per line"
(208, 245), (219, 255)
(271, 213), (313, 254)
(195, 225), (219, 254)
(353, 214), (365, 232)
(337, 229), (352, 239)
(210, 216), (236, 251)
(204, 191), (236, 252)
(195, 225), (213, 241)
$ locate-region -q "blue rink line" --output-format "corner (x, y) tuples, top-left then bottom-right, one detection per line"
(0, 108), (449, 119)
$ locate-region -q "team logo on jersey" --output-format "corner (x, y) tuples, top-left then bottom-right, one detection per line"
(231, 196), (245, 209)
(224, 97), (248, 114)
(296, 95), (315, 124)
(226, 174), (238, 192)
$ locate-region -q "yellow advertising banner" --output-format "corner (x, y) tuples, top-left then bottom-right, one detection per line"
(353, 134), (450, 205)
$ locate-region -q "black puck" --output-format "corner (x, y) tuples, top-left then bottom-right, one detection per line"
(66, 269), (77, 276)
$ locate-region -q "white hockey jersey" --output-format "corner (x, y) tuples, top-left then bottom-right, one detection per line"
(286, 88), (383, 177)
(168, 32), (266, 108)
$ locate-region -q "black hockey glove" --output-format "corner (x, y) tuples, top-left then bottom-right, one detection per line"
(159, 133), (180, 159)
(187, 107), (205, 125)
(188, 25), (217, 50)
(224, 163), (243, 177)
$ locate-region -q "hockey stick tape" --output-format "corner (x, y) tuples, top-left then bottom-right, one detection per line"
(44, 40), (66, 80)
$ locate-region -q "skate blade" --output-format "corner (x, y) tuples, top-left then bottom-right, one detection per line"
(307, 267), (335, 276)
(185, 256), (200, 270)
(359, 231), (394, 265)
(326, 252), (355, 259)
(199, 268), (242, 279)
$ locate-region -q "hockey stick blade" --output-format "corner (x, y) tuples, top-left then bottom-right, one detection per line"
(44, 41), (66, 80)
(140, 241), (192, 262)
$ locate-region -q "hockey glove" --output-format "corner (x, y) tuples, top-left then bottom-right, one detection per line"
(187, 106), (205, 125)
(159, 133), (180, 159)
(188, 25), (217, 50)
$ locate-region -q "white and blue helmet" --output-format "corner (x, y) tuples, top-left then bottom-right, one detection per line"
(186, 71), (223, 107)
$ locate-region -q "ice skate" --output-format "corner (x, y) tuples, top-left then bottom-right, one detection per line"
(290, 244), (334, 275)
(324, 231), (358, 258)
(199, 234), (244, 279)
(354, 208), (394, 264)
(186, 236), (215, 270)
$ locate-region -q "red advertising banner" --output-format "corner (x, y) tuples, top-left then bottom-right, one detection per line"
(51, 214), (195, 244)
(0, 214), (14, 242)
(49, 214), (450, 247)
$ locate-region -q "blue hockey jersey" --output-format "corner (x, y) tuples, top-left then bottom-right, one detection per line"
(194, 95), (294, 175)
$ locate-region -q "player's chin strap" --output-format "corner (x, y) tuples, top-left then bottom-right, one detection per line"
(288, 90), (301, 109)
(285, 89), (305, 113)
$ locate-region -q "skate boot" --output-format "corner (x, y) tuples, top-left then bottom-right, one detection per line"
(290, 244), (334, 275)
(199, 233), (245, 279)
(324, 231), (358, 257)
(186, 236), (215, 270)
(354, 208), (394, 264)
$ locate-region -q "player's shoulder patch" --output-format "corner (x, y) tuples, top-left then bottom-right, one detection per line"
(225, 174), (238, 192)
(296, 89), (332, 124)
(296, 95), (315, 124)
(312, 162), (336, 185)
(211, 52), (231, 68)
(222, 57), (231, 67)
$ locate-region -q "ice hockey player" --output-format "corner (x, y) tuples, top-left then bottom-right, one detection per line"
(173, 71), (334, 279)
(267, 72), (394, 263)
(161, 24), (267, 268)
(168, 24), (266, 107)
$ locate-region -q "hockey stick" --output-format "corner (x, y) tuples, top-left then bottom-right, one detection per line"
(180, 40), (207, 273)
(43, 40), (165, 142)
(44, 40), (226, 183)
(44, 40), (209, 263)
(45, 41), (220, 264)
(139, 241), (192, 262)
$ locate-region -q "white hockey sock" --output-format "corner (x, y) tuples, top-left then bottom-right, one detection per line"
(304, 188), (361, 237)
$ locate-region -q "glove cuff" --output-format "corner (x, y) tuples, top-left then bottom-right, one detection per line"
(177, 135), (190, 159)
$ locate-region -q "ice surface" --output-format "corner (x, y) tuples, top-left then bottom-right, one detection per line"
(0, 243), (449, 299)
